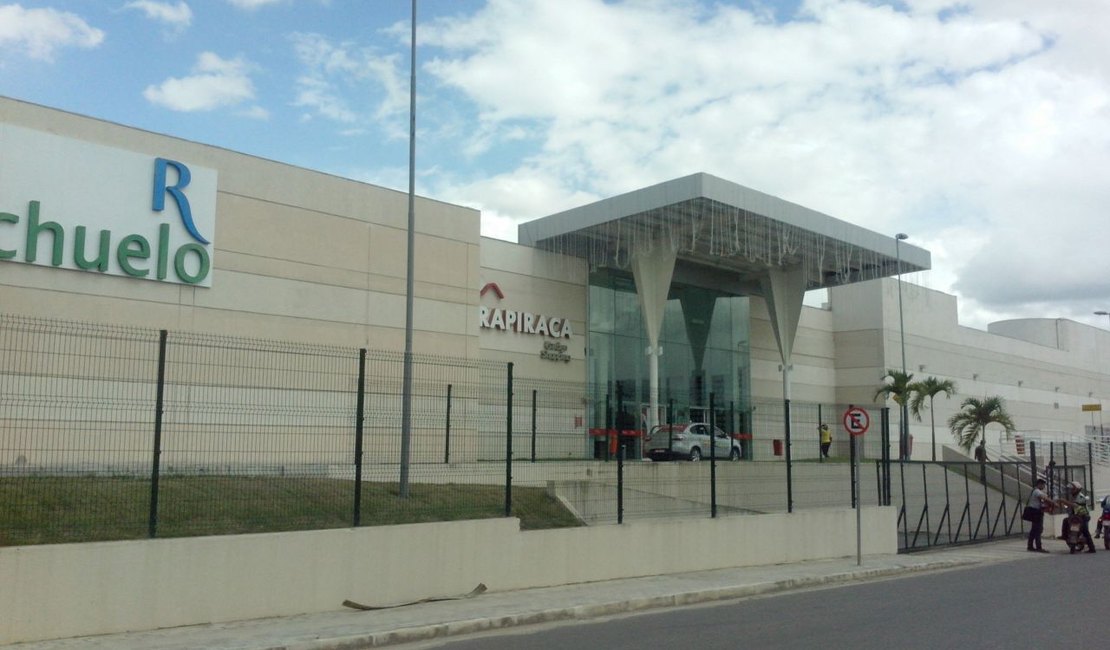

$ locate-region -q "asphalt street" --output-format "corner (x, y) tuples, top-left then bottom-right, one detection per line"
(417, 548), (1101, 649)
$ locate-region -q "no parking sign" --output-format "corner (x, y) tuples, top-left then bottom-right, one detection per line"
(843, 405), (869, 567)
(842, 406), (870, 436)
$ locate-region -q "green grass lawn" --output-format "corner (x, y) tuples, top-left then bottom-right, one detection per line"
(0, 475), (582, 547)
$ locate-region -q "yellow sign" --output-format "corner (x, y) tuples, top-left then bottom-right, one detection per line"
(1082, 404), (1102, 412)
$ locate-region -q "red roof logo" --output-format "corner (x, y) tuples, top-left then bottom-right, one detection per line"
(480, 282), (504, 299)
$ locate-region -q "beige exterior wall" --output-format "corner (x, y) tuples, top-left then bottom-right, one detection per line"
(0, 507), (897, 645)
(0, 97), (480, 357)
(829, 279), (1110, 457)
(749, 296), (839, 404)
(5, 99), (1109, 461)
(478, 237), (587, 382)
(743, 278), (1110, 458)
(478, 238), (590, 457)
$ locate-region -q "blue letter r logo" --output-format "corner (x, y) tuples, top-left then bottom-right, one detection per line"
(153, 158), (210, 245)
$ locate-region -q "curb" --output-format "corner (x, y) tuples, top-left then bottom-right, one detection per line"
(276, 558), (981, 649)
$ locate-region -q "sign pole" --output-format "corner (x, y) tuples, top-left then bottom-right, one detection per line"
(842, 405), (870, 567)
(855, 434), (862, 566)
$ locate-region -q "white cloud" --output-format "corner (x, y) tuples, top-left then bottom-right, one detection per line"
(124, 1), (192, 29)
(226, 0), (284, 9)
(0, 4), (104, 61)
(143, 52), (257, 112)
(293, 75), (357, 123)
(289, 32), (407, 131)
(415, 0), (1110, 329)
(238, 105), (270, 120)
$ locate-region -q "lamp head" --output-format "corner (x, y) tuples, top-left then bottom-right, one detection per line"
(895, 233), (909, 241)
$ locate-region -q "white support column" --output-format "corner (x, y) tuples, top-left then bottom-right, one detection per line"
(631, 243), (677, 432)
(760, 266), (807, 401)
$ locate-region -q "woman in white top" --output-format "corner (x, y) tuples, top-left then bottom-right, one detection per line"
(1027, 478), (1051, 553)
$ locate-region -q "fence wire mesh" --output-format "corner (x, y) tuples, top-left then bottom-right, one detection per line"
(6, 314), (1086, 549)
(0, 316), (160, 543)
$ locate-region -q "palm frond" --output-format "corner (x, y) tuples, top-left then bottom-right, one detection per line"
(910, 377), (957, 420)
(947, 395), (1014, 452)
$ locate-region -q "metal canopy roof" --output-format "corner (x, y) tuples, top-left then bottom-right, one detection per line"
(518, 173), (930, 294)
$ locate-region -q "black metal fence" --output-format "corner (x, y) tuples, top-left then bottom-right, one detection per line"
(4, 313), (1097, 550)
(0, 315), (521, 544)
(879, 440), (1094, 552)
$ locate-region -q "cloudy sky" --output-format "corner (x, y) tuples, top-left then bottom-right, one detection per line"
(2, 0), (1108, 330)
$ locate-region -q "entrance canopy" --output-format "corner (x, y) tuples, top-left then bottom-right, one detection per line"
(518, 173), (930, 292)
(518, 172), (931, 413)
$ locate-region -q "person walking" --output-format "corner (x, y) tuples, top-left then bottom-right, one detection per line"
(819, 424), (832, 460)
(974, 441), (987, 483)
(1026, 478), (1051, 553)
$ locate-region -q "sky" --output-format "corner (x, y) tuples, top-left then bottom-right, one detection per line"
(2, 0), (1109, 331)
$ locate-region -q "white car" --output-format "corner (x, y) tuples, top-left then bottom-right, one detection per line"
(644, 423), (742, 461)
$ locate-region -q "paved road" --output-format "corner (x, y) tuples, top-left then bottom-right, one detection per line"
(417, 550), (1101, 649)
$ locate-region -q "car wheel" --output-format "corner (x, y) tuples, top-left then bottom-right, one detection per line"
(689, 447), (701, 462)
(729, 447), (741, 461)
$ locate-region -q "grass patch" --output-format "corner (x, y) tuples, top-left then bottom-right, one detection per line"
(0, 475), (581, 547)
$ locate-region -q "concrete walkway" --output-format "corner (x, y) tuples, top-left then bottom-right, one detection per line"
(6, 539), (1039, 650)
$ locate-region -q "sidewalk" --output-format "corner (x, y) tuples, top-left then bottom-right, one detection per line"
(6, 539), (1036, 650)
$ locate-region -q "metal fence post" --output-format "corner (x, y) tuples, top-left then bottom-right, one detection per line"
(881, 407), (891, 506)
(353, 348), (366, 527)
(604, 391), (612, 462)
(875, 460), (881, 506)
(710, 392), (717, 518)
(505, 362), (513, 518)
(1049, 442), (1056, 497)
(784, 397), (792, 513)
(531, 389), (537, 463)
(1089, 442), (1095, 500)
(817, 403), (823, 462)
(444, 383), (452, 464)
(1030, 441), (1038, 482)
(148, 329), (168, 539)
(616, 381), (625, 523)
(616, 381), (624, 456)
(667, 398), (674, 452)
(617, 425), (624, 524)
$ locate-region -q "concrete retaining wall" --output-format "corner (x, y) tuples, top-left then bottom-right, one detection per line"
(0, 507), (896, 644)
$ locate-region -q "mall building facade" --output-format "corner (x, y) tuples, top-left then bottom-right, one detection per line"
(3, 96), (1109, 461)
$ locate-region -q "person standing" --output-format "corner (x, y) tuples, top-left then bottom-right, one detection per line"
(974, 441), (987, 483)
(1026, 478), (1051, 553)
(819, 424), (832, 460)
(1097, 494), (1110, 538)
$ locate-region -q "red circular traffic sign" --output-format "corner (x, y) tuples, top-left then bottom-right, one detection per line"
(842, 406), (870, 436)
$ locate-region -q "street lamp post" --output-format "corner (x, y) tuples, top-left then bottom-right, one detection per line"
(1097, 312), (1110, 454)
(895, 233), (909, 460)
(399, 0), (418, 497)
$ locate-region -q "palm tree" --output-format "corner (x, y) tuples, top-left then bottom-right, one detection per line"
(910, 377), (958, 461)
(947, 396), (1016, 453)
(874, 369), (915, 459)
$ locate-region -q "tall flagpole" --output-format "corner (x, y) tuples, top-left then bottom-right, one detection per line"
(399, 0), (417, 497)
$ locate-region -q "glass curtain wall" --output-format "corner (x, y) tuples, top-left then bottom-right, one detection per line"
(587, 269), (751, 458)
